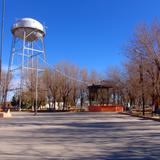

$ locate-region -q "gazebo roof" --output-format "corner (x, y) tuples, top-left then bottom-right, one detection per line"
(88, 80), (115, 89)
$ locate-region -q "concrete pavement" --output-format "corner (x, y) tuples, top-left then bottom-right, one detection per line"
(0, 112), (160, 159)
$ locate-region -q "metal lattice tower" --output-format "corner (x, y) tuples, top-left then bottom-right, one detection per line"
(4, 18), (46, 114)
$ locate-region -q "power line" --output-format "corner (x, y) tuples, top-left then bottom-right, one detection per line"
(39, 56), (89, 85)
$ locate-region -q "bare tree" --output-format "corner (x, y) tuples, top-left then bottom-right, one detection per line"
(43, 68), (60, 110)
(1, 70), (12, 108)
(125, 21), (160, 113)
(79, 68), (88, 109)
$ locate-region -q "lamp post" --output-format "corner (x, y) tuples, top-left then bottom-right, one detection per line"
(34, 56), (38, 116)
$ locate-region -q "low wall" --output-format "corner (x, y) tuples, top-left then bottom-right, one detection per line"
(0, 109), (12, 118)
(88, 105), (124, 112)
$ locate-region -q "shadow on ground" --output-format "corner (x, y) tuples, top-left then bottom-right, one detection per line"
(0, 112), (160, 159)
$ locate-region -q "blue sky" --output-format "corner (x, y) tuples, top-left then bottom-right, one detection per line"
(1, 0), (160, 72)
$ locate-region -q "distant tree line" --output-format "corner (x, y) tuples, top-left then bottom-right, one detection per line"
(8, 62), (100, 111)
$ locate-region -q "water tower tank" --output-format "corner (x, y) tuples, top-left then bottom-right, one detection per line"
(11, 18), (45, 41)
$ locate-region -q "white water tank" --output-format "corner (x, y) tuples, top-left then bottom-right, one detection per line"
(11, 18), (45, 41)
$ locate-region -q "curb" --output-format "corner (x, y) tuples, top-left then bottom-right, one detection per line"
(119, 112), (160, 122)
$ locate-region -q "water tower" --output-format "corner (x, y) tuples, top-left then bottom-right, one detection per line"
(4, 18), (46, 113)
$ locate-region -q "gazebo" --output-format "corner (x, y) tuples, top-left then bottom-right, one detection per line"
(88, 80), (124, 112)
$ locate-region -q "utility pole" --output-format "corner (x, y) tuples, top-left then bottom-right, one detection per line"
(0, 0), (5, 85)
(34, 56), (38, 116)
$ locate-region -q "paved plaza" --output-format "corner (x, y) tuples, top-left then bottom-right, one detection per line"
(0, 112), (160, 159)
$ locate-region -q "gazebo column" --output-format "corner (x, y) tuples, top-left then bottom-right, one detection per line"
(106, 88), (109, 105)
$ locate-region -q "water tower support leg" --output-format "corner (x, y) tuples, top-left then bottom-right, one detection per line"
(3, 36), (16, 110)
(19, 31), (26, 110)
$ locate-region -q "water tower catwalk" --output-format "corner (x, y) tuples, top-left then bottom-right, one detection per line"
(4, 18), (46, 111)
